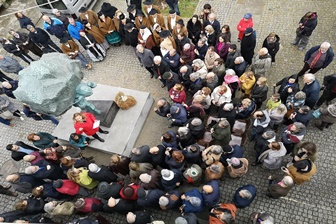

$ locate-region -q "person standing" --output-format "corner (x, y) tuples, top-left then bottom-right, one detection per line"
(251, 48), (272, 78)
(241, 28), (256, 65)
(42, 15), (69, 40)
(297, 42), (334, 78)
(79, 7), (99, 26)
(262, 32), (280, 64)
(73, 112), (109, 142)
(204, 13), (221, 35)
(52, 9), (69, 27)
(316, 74), (336, 107)
(0, 55), (23, 74)
(1, 38), (34, 64)
(60, 38), (92, 70)
(67, 18), (84, 41)
(165, 0), (180, 16)
(302, 73), (320, 108)
(27, 25), (62, 53)
(236, 13), (253, 42)
(0, 94), (25, 121)
(291, 11), (318, 50)
(9, 30), (43, 57)
(136, 44), (155, 77)
(15, 12), (34, 30)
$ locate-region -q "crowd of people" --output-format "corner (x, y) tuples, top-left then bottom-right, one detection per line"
(0, 0), (335, 223)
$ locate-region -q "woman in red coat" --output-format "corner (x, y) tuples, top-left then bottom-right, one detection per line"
(73, 112), (108, 142)
(236, 13), (253, 41)
(169, 84), (186, 104)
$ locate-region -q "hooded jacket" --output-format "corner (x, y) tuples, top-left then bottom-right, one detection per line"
(298, 12), (318, 36)
(262, 142), (287, 169)
(262, 35), (280, 56)
(88, 165), (118, 183)
(137, 189), (165, 208)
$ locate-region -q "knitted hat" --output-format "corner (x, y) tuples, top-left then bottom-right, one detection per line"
(136, 187), (146, 198)
(122, 186), (135, 198)
(162, 71), (171, 80)
(74, 198), (85, 209)
(108, 197), (116, 207)
(53, 179), (63, 188)
(159, 196), (169, 206)
(189, 196), (201, 207)
(126, 212), (136, 223)
(139, 173), (152, 183)
(161, 169), (174, 181)
(244, 13), (252, 19)
(170, 106), (179, 114)
(175, 217), (188, 224)
(88, 163), (99, 173)
(191, 118), (202, 126)
(25, 166), (37, 175)
(244, 27), (253, 34)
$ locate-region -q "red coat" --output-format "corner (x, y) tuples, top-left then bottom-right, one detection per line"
(55, 180), (80, 196)
(76, 198), (102, 213)
(74, 112), (99, 136)
(236, 18), (253, 40)
(119, 184), (140, 201)
(169, 88), (186, 104)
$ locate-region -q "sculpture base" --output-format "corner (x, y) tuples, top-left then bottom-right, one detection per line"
(85, 100), (119, 128)
(53, 85), (153, 156)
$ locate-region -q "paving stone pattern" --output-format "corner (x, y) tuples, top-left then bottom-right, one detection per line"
(0, 0), (336, 223)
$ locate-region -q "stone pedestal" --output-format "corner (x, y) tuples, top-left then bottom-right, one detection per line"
(86, 100), (119, 127)
(53, 85), (154, 156)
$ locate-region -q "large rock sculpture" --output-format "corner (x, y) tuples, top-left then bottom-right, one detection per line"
(13, 53), (83, 116)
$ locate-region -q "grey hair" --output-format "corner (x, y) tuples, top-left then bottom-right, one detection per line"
(44, 202), (56, 213)
(224, 103), (234, 111)
(225, 69), (236, 76)
(177, 127), (189, 136)
(293, 122), (306, 132)
(239, 189), (252, 199)
(303, 73), (315, 82)
(282, 176), (294, 187)
(294, 91), (306, 100)
(259, 47), (268, 55)
(277, 104), (287, 114)
(153, 55), (162, 63)
(211, 145), (223, 155)
(219, 119), (230, 128)
(136, 44), (144, 51)
(235, 56), (244, 63)
(320, 41), (331, 49)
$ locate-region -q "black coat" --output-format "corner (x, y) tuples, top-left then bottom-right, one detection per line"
(130, 145), (152, 163)
(323, 74), (336, 90)
(137, 189), (165, 208)
(29, 28), (51, 45)
(195, 44), (208, 60)
(161, 169), (183, 191)
(79, 33), (97, 48)
(132, 211), (152, 224)
(162, 190), (182, 210)
(11, 173), (45, 193)
(177, 131), (196, 148)
(88, 165), (118, 183)
(206, 33), (216, 47)
(226, 51), (240, 69)
(233, 61), (247, 77)
(100, 2), (118, 19)
(299, 12), (318, 36)
(262, 35), (280, 57)
(19, 16), (34, 29)
(32, 160), (66, 180)
(155, 101), (171, 117)
(275, 75), (300, 103)
(186, 118), (205, 140)
(251, 85), (268, 102)
(166, 72), (181, 91)
(218, 105), (237, 130)
(204, 19), (220, 35)
(103, 199), (137, 214)
(125, 28), (139, 47)
(151, 145), (167, 168)
(25, 197), (46, 215)
(182, 144), (201, 164)
(153, 60), (171, 78)
(187, 20), (202, 43)
(0, 210), (28, 223)
(241, 32), (256, 64)
(2, 40), (24, 56)
(10, 141), (39, 161)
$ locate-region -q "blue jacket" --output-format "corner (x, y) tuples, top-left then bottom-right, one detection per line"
(171, 103), (187, 125)
(202, 180), (220, 206)
(41, 182), (66, 199)
(68, 22), (84, 40)
(302, 79), (320, 108)
(163, 52), (180, 69)
(164, 190), (182, 209)
(2, 80), (18, 99)
(161, 169), (182, 191)
(183, 189), (204, 213)
(233, 184), (257, 208)
(304, 45), (334, 68)
(137, 189), (165, 208)
(69, 134), (88, 148)
(162, 130), (179, 149)
(44, 18), (66, 39)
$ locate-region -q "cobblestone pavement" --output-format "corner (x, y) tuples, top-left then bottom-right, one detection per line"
(0, 0), (336, 223)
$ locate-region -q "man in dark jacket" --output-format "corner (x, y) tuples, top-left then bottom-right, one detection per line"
(6, 141), (39, 161)
(27, 25), (61, 53)
(162, 71), (180, 91)
(163, 49), (180, 73)
(124, 23), (139, 47)
(316, 74), (336, 107)
(149, 145), (168, 168)
(88, 163), (118, 183)
(220, 145), (244, 166)
(233, 184), (257, 208)
(136, 187), (165, 208)
(168, 103), (187, 127)
(291, 11), (318, 50)
(201, 180), (220, 207)
(297, 42), (334, 78)
(153, 55), (171, 87)
(204, 13), (220, 35)
(302, 73), (320, 108)
(159, 190), (182, 210)
(103, 197), (137, 214)
(266, 175), (294, 199)
(154, 98), (171, 117)
(25, 160), (66, 180)
(0, 184), (18, 197)
(6, 173), (45, 194)
(226, 44), (240, 69)
(42, 15), (69, 40)
(233, 56), (247, 77)
(161, 169), (182, 191)
(139, 169), (162, 189)
(126, 210), (152, 224)
(240, 28), (256, 65)
(1, 80), (18, 99)
(97, 182), (122, 199)
(194, 39), (208, 60)
(136, 44), (155, 77)
(130, 145), (152, 163)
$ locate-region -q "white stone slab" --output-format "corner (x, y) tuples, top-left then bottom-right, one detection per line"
(53, 84), (153, 156)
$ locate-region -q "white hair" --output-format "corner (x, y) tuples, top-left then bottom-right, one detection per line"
(320, 41), (331, 49)
(239, 189), (252, 199)
(226, 69), (236, 76)
(235, 56), (244, 63)
(282, 176), (294, 187)
(304, 73), (315, 82)
(153, 56), (162, 63)
(136, 44), (144, 51)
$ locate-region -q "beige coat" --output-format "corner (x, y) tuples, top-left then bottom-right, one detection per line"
(202, 145), (222, 166)
(50, 202), (75, 216)
(205, 52), (220, 70)
(167, 15), (182, 32)
(80, 10), (99, 26)
(171, 26), (188, 40)
(98, 17), (116, 35)
(227, 158), (249, 178)
(205, 162), (225, 181)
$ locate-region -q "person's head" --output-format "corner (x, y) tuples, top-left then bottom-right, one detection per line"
(228, 44), (237, 53)
(149, 146), (159, 154)
(157, 98), (168, 107)
(259, 47), (268, 56)
(79, 30), (86, 36)
(276, 104), (287, 114)
(15, 200), (28, 211)
(183, 43), (191, 51)
(245, 70), (255, 79)
(203, 3), (211, 13)
(214, 58), (224, 66)
(52, 8), (61, 16)
(6, 144), (19, 151)
(218, 119), (230, 128)
(191, 14), (198, 24)
(8, 29), (17, 36)
(205, 25), (214, 34)
(218, 35), (225, 43)
(32, 185), (44, 198)
(206, 72), (216, 81)
(257, 77), (267, 86)
(197, 39), (205, 47)
(270, 93), (280, 102)
(288, 75), (297, 84)
(129, 161), (139, 170)
(223, 103), (234, 111)
(27, 133), (40, 142)
(303, 73), (315, 84)
(25, 166), (39, 175)
(234, 56), (244, 64)
(153, 55), (162, 65)
(2, 81), (12, 89)
(0, 55), (3, 61)
(221, 24), (230, 34)
(241, 98), (252, 109)
(225, 69), (236, 76)
(126, 212), (136, 223)
(67, 167), (80, 181)
(70, 133), (81, 141)
(201, 87), (211, 96)
(6, 173), (19, 182)
(267, 32), (277, 42)
(162, 131), (174, 142)
(154, 23), (161, 32)
(291, 122), (306, 133)
(217, 85), (228, 95)
(239, 189), (252, 199)
(243, 12), (252, 21)
(169, 9), (176, 18)
(110, 154), (120, 164)
(304, 11), (314, 19)
(15, 12), (23, 19)
(42, 15), (51, 24)
(44, 201), (57, 213)
(60, 156), (75, 167)
(294, 91), (306, 100)
(136, 44), (144, 53)
(282, 176), (294, 187)
(176, 19), (184, 29)
(173, 83), (184, 92)
(252, 211), (275, 224)
(74, 198), (85, 209)
(298, 105), (310, 114)
(68, 17), (75, 25)
(27, 25), (35, 32)
(208, 13), (216, 22)
(268, 142), (281, 150)
(169, 48), (177, 57)
(73, 112), (85, 122)
(262, 130), (276, 140)
(172, 150), (184, 163)
(207, 45), (215, 54)
(131, 147), (141, 155)
(299, 142), (317, 156)
(253, 111), (265, 119)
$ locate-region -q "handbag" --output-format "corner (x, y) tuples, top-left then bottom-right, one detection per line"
(296, 28), (303, 36)
(312, 109), (321, 118)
